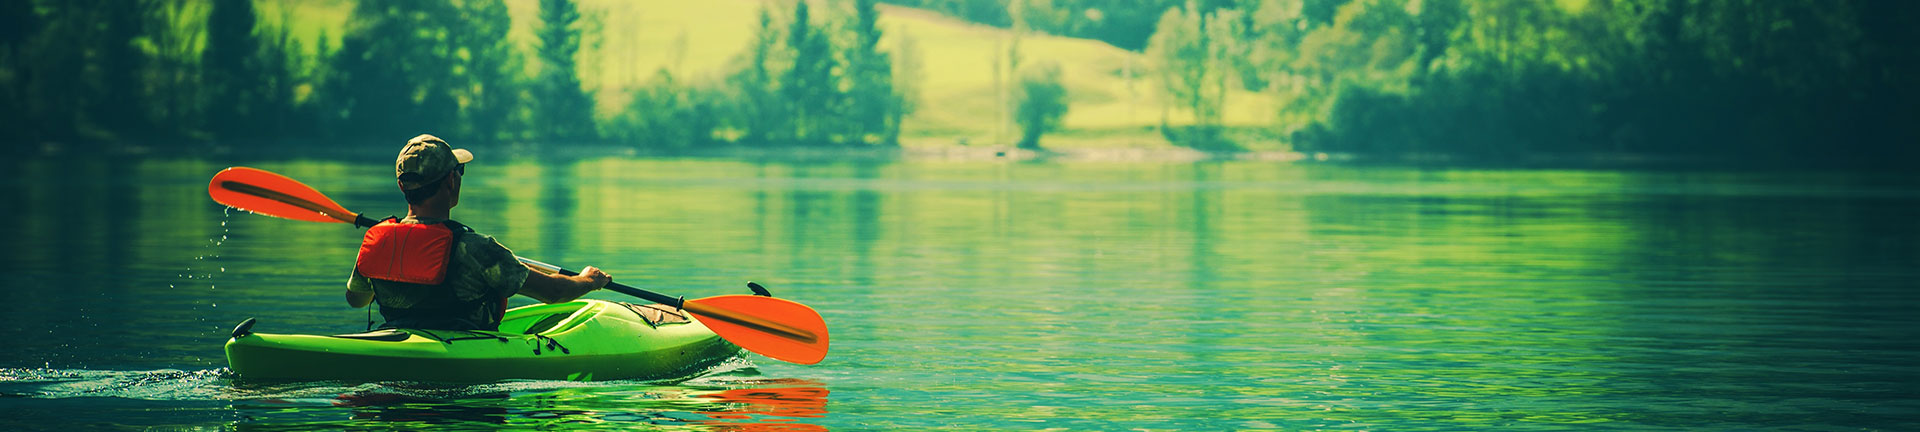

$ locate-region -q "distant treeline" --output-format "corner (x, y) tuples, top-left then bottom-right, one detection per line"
(1, 0), (1916, 162)
(914, 0), (1920, 161)
(0, 0), (905, 152)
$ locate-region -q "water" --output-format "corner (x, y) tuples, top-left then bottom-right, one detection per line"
(2, 156), (1916, 430)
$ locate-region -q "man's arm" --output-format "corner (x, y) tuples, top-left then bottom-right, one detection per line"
(346, 289), (373, 308)
(346, 271), (374, 308)
(519, 265), (610, 304)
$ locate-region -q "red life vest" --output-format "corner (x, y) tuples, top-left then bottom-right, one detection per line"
(355, 219), (456, 285)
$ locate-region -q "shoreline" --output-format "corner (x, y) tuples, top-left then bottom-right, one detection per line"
(16, 139), (1907, 170)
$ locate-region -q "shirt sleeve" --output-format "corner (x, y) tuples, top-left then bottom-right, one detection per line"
(347, 269), (374, 293)
(474, 235), (530, 300)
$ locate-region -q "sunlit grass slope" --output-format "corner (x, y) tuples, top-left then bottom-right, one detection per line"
(576, 0), (1269, 147)
(272, 0), (1271, 148)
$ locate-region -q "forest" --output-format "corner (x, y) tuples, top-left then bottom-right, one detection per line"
(0, 0), (1914, 163)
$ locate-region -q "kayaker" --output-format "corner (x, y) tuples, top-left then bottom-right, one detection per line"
(344, 134), (611, 331)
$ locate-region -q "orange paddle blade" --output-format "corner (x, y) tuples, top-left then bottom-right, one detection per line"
(685, 295), (830, 365)
(208, 167), (358, 224)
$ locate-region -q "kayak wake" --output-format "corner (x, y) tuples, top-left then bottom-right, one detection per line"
(0, 356), (760, 403)
(0, 367), (231, 400)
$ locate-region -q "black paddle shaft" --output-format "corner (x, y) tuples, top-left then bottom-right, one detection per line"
(514, 257), (686, 308)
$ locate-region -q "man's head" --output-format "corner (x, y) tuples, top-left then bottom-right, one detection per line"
(395, 134), (473, 206)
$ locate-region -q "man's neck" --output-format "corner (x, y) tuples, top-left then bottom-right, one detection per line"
(407, 204), (451, 220)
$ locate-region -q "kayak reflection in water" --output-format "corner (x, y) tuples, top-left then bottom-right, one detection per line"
(344, 134), (612, 331)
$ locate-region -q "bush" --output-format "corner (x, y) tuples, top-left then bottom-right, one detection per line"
(1014, 62), (1068, 150)
(604, 70), (721, 151)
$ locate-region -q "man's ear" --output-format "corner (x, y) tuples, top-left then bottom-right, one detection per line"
(444, 171), (461, 194)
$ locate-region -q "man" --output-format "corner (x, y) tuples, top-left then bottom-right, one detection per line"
(346, 134), (610, 331)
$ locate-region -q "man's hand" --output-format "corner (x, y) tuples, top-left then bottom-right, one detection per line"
(575, 266), (611, 291)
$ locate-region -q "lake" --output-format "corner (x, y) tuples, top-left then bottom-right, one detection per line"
(2, 155), (1916, 430)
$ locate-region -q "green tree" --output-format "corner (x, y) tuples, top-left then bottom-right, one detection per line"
(203, 0), (265, 141)
(889, 0), (1011, 28)
(782, 0), (836, 146)
(731, 5), (786, 146)
(16, 0), (168, 143)
(1047, 0), (1184, 51)
(840, 0), (898, 146)
(1413, 0), (1463, 79)
(1013, 61), (1067, 149)
(1243, 0), (1316, 133)
(535, 0), (596, 142)
(0, 0), (32, 148)
(18, 1), (92, 143)
(145, 1), (210, 142)
(458, 0), (520, 144)
(96, 0), (151, 140)
(252, 20), (312, 141)
(1301, 0), (1350, 26)
(321, 0), (517, 143)
(1147, 1), (1238, 138)
(323, 2), (446, 140)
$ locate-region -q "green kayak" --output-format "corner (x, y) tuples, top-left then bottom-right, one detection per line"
(225, 299), (742, 382)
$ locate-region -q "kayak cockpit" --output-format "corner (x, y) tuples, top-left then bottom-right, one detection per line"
(499, 300), (598, 335)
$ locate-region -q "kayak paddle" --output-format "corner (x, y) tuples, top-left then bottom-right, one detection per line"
(207, 166), (830, 365)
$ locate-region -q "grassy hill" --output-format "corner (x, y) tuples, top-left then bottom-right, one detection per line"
(266, 0), (1275, 150)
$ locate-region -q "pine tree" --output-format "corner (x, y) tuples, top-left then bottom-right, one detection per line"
(463, 0), (520, 144)
(1, 0), (38, 148)
(254, 22), (307, 140)
(782, 1), (835, 146)
(842, 0), (897, 146)
(735, 5), (785, 145)
(95, 0), (149, 140)
(204, 0), (264, 141)
(535, 0), (596, 142)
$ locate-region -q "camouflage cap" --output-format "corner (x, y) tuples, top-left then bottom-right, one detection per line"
(395, 134), (474, 190)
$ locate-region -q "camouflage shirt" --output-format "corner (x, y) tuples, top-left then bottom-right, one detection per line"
(348, 217), (530, 330)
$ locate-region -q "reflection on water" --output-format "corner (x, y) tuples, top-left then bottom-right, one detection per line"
(322, 381), (831, 430)
(1, 156), (1917, 430)
(696, 382), (830, 431)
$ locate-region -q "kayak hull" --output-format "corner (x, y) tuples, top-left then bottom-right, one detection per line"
(225, 300), (741, 382)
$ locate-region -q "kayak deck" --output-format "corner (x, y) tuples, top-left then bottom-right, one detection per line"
(225, 300), (742, 382)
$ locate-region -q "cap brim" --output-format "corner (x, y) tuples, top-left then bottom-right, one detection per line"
(452, 148), (474, 164)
